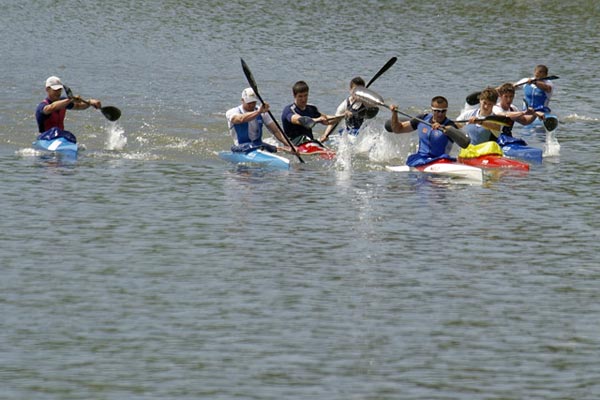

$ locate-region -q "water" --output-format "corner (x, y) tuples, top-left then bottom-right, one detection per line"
(2, 0), (600, 398)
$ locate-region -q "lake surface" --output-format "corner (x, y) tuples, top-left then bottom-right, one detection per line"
(1, 1), (600, 399)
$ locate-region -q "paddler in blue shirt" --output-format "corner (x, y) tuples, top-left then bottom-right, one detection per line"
(388, 96), (459, 167)
(319, 76), (379, 142)
(225, 88), (290, 153)
(521, 64), (554, 112)
(281, 80), (333, 146)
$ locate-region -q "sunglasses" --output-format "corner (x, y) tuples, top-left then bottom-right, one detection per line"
(431, 108), (447, 113)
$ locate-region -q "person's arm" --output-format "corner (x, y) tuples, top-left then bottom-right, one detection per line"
(265, 121), (291, 151)
(493, 105), (536, 125)
(532, 79), (552, 93)
(389, 105), (414, 134)
(229, 103), (269, 124)
(43, 98), (73, 114)
(319, 100), (346, 142)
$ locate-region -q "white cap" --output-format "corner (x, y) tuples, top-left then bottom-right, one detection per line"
(45, 76), (63, 90)
(241, 87), (259, 104)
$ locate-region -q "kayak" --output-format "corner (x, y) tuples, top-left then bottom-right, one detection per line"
(459, 154), (530, 171)
(218, 149), (290, 169)
(501, 143), (543, 163)
(296, 141), (336, 160)
(33, 128), (79, 159)
(496, 134), (543, 163)
(33, 136), (78, 154)
(386, 159), (483, 183)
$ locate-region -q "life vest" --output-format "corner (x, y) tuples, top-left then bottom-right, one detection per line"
(523, 81), (552, 112)
(416, 114), (453, 157)
(38, 98), (67, 133)
(464, 121), (496, 145)
(406, 114), (454, 167)
(231, 106), (264, 145)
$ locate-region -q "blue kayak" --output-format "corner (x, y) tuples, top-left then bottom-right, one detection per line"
(33, 137), (78, 153)
(501, 143), (543, 163)
(218, 149), (290, 170)
(497, 134), (542, 164)
(33, 128), (79, 160)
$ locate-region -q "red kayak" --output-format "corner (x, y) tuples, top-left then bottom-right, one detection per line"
(459, 155), (529, 171)
(296, 141), (336, 160)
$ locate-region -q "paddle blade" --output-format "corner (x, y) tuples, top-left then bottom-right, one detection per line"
(240, 58), (262, 100)
(101, 106), (121, 121)
(485, 115), (512, 126)
(543, 115), (558, 131)
(465, 91), (480, 106)
(366, 57), (397, 88)
(444, 126), (471, 149)
(353, 87), (385, 108)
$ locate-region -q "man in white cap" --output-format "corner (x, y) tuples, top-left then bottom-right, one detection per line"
(35, 76), (102, 135)
(225, 87), (290, 152)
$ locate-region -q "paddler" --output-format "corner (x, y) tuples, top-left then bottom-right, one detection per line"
(456, 87), (502, 145)
(281, 80), (335, 146)
(520, 64), (554, 113)
(388, 96), (461, 167)
(35, 76), (102, 141)
(319, 76), (379, 142)
(493, 83), (538, 137)
(225, 87), (290, 153)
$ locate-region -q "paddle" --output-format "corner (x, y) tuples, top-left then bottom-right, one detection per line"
(465, 75), (560, 106)
(524, 98), (559, 132)
(354, 87), (471, 149)
(323, 56), (398, 139)
(240, 58), (304, 163)
(455, 115), (512, 126)
(64, 85), (121, 121)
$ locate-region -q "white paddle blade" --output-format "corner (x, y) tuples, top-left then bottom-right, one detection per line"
(352, 87), (386, 108)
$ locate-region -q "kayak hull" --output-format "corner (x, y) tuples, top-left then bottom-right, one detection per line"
(386, 159), (483, 183)
(218, 149), (290, 169)
(459, 155), (529, 171)
(296, 141), (336, 160)
(501, 144), (543, 163)
(33, 137), (78, 158)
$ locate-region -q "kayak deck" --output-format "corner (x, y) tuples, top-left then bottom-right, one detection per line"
(218, 149), (290, 169)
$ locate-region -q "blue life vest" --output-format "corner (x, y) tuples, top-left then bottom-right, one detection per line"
(523, 82), (551, 112)
(232, 106), (264, 145)
(406, 114), (455, 167)
(465, 123), (495, 145)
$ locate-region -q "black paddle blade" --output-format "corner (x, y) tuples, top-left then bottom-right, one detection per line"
(485, 115), (512, 126)
(444, 126), (471, 149)
(63, 85), (74, 99)
(465, 91), (480, 106)
(101, 106), (121, 121)
(543, 116), (558, 131)
(366, 56), (397, 88)
(241, 59), (259, 95)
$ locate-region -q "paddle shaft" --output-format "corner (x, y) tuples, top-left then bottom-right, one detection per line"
(353, 87), (471, 148)
(63, 85), (121, 121)
(465, 75), (559, 106)
(240, 58), (304, 163)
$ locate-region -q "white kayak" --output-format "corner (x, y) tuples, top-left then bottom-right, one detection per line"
(218, 149), (290, 170)
(386, 162), (483, 183)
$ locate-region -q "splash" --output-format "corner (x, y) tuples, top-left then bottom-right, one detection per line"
(543, 130), (560, 157)
(105, 122), (127, 151)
